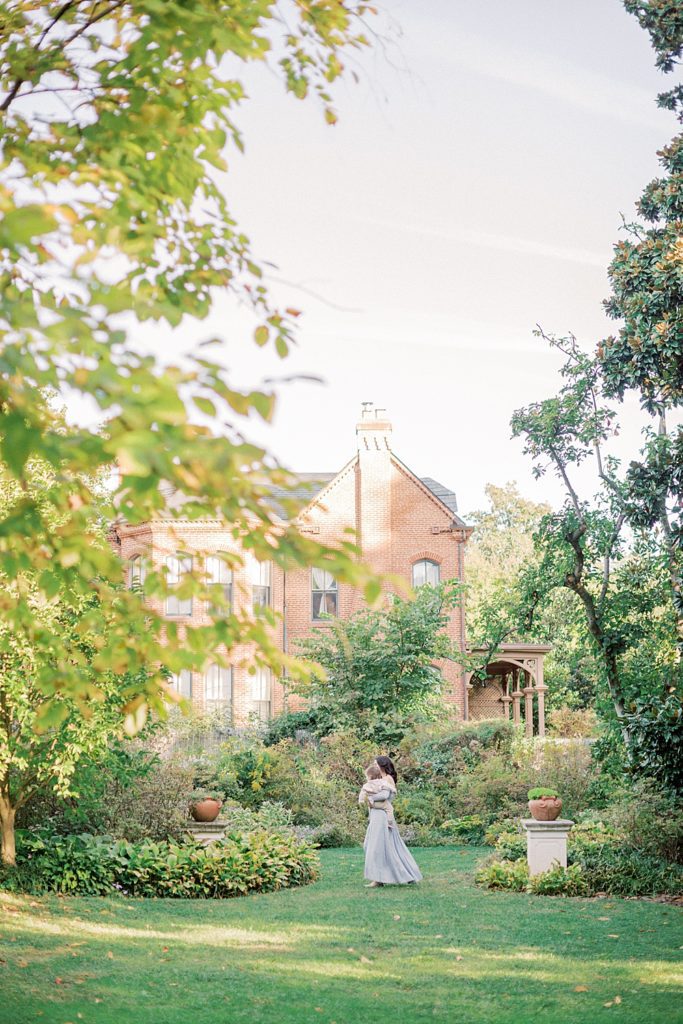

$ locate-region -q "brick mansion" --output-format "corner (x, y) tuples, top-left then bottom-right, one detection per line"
(115, 405), (550, 735)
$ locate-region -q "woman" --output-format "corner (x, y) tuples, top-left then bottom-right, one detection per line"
(360, 754), (423, 887)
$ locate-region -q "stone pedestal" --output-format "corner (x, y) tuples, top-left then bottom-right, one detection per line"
(186, 820), (228, 846)
(521, 818), (574, 876)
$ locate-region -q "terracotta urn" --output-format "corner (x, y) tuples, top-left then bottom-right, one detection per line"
(528, 797), (562, 822)
(190, 798), (222, 823)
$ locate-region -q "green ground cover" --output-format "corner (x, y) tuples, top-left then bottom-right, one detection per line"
(1, 848), (681, 1024)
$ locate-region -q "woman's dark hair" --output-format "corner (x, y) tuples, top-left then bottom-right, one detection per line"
(375, 755), (397, 785)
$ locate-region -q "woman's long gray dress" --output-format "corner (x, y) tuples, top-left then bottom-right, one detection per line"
(363, 787), (423, 884)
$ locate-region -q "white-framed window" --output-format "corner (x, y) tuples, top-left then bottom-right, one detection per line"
(204, 664), (233, 713)
(165, 553), (193, 617)
(247, 555), (271, 609)
(250, 668), (271, 721)
(129, 554), (146, 589)
(206, 556), (233, 615)
(412, 559), (440, 588)
(170, 670), (192, 698)
(312, 568), (337, 619)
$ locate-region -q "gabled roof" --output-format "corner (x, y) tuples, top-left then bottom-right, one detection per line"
(138, 461), (468, 530)
(273, 460), (468, 529)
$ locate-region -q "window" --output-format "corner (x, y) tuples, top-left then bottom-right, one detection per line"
(165, 553), (193, 616)
(312, 568), (337, 619)
(129, 554), (146, 589)
(204, 664), (232, 714)
(206, 556), (233, 615)
(412, 559), (440, 588)
(250, 668), (271, 721)
(247, 556), (271, 609)
(169, 670), (192, 698)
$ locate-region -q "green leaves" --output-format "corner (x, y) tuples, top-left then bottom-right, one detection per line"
(0, 205), (57, 247)
(0, 0), (382, 760)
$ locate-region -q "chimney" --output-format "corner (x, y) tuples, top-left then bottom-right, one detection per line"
(355, 403), (392, 572)
(356, 402), (392, 453)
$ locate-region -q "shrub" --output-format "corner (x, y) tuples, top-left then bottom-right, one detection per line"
(475, 858), (529, 891)
(547, 707), (598, 738)
(477, 859), (588, 897)
(440, 815), (487, 845)
(4, 828), (319, 898)
(262, 709), (326, 746)
(532, 739), (598, 819)
(603, 779), (683, 863)
(17, 753), (195, 843)
(528, 863), (588, 896)
(571, 845), (683, 898)
(220, 801), (294, 832)
(482, 819), (683, 897)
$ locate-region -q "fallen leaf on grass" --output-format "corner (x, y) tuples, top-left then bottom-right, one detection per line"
(55, 977), (64, 985)
(346, 947), (355, 953)
(161, 946), (169, 953)
(393, 915), (401, 920)
(604, 996), (622, 1008)
(607, 934), (620, 939)
(17, 960), (29, 968)
(359, 956), (372, 964)
(106, 951), (114, 960)
(455, 956), (464, 962)
(574, 986), (589, 993)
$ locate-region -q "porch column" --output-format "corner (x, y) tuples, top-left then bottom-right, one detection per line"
(501, 695), (512, 720)
(523, 683), (535, 738)
(535, 685), (548, 738)
(534, 658), (546, 737)
(511, 669), (522, 726)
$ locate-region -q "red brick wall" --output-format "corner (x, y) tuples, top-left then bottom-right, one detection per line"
(116, 418), (469, 724)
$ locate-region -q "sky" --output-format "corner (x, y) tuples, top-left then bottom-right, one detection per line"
(131, 0), (678, 518)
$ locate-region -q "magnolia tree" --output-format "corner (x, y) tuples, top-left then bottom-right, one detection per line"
(509, 2), (683, 787)
(0, 2), (384, 737)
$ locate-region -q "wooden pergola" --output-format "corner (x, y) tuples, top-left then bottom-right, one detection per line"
(465, 643), (552, 738)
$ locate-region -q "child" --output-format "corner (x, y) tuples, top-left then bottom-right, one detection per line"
(358, 763), (397, 828)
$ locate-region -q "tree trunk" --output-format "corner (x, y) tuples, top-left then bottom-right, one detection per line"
(0, 792), (16, 867)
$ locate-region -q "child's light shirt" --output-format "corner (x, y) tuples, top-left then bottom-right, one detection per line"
(358, 777), (397, 828)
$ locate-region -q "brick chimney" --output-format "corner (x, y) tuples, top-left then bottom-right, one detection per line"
(356, 403), (392, 570)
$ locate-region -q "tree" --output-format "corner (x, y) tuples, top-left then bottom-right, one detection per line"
(0, 459), (155, 865)
(466, 482), (600, 710)
(599, 2), (683, 643)
(512, 332), (680, 777)
(295, 583), (462, 743)
(0, 3), (382, 728)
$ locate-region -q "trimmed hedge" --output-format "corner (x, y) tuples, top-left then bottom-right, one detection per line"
(3, 828), (319, 898)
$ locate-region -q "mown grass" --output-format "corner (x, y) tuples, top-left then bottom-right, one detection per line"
(1, 847), (681, 1024)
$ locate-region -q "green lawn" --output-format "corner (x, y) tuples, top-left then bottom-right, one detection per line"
(1, 848), (681, 1024)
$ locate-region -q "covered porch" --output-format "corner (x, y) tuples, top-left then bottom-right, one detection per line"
(465, 643), (552, 737)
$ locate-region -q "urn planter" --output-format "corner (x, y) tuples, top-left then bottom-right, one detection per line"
(528, 797), (562, 822)
(190, 798), (222, 823)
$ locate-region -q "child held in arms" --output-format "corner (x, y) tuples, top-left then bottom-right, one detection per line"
(358, 763), (397, 828)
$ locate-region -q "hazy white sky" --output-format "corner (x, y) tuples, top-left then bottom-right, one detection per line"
(133, 0), (678, 517)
